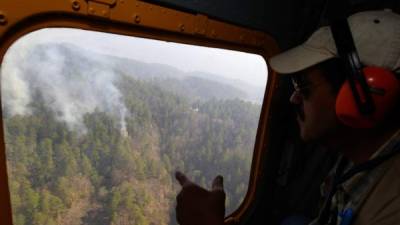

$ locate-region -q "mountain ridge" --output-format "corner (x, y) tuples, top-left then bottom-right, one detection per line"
(40, 42), (265, 103)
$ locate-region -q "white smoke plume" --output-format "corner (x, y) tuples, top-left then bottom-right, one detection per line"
(1, 33), (128, 135)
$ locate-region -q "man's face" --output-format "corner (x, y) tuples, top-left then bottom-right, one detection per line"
(290, 67), (340, 142)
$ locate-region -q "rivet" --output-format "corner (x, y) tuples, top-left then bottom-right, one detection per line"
(179, 24), (185, 32)
(71, 0), (80, 11)
(89, 7), (95, 13)
(211, 30), (216, 37)
(102, 10), (108, 16)
(0, 12), (7, 25)
(134, 14), (141, 23)
(239, 35), (245, 41)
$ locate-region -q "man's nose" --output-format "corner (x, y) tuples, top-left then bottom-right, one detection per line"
(290, 91), (303, 104)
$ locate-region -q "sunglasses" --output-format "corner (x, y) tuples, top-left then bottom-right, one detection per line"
(291, 74), (313, 99)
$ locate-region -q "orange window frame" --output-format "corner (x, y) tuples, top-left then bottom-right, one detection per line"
(0, 0), (280, 224)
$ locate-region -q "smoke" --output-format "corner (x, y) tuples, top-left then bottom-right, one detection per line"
(1, 37), (128, 135)
(1, 65), (32, 116)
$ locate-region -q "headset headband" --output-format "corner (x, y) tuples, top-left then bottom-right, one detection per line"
(330, 19), (375, 115)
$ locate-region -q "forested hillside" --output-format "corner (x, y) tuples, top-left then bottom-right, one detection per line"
(4, 70), (262, 225)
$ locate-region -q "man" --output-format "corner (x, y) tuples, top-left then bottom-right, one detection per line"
(175, 10), (400, 225)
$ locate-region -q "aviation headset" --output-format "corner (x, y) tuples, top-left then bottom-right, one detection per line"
(331, 18), (400, 128)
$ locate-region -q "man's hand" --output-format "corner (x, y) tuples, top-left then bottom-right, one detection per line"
(175, 171), (226, 225)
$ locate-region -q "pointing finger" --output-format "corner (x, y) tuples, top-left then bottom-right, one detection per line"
(175, 171), (191, 187)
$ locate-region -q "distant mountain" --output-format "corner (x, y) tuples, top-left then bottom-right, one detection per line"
(187, 71), (265, 102)
(28, 43), (263, 103)
(108, 55), (187, 80)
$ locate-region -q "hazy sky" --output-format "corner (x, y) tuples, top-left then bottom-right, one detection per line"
(12, 28), (268, 87)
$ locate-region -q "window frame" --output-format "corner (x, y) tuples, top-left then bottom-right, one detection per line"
(0, 1), (280, 224)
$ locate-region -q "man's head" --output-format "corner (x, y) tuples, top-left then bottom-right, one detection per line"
(269, 10), (400, 142)
(289, 59), (346, 141)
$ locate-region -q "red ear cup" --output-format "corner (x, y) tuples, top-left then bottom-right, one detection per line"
(336, 67), (400, 128)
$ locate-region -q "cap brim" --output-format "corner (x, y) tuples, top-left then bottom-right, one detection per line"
(269, 45), (335, 74)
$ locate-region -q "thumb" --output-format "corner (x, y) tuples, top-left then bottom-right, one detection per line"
(212, 175), (224, 191)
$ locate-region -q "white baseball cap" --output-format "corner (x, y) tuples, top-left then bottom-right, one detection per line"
(269, 9), (400, 74)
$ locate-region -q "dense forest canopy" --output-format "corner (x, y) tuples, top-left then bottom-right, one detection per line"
(2, 42), (265, 225)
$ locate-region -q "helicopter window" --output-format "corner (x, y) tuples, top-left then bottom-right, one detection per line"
(1, 28), (267, 225)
